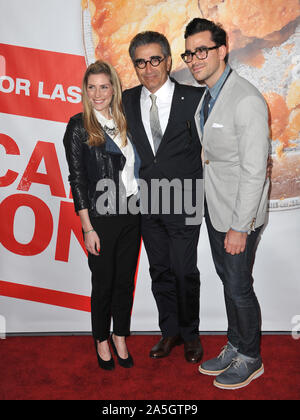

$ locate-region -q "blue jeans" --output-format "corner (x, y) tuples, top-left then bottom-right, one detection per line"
(205, 206), (262, 358)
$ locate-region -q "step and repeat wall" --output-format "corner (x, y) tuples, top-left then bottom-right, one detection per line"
(0, 0), (299, 334)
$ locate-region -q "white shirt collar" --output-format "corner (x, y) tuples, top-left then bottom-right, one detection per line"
(141, 77), (174, 103)
(94, 108), (115, 129)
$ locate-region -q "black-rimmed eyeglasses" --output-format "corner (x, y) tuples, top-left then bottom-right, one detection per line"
(181, 46), (219, 63)
(134, 56), (165, 69)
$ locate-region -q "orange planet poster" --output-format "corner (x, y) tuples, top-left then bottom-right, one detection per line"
(82, 0), (300, 210)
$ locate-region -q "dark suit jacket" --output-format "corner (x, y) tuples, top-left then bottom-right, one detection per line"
(123, 80), (204, 201)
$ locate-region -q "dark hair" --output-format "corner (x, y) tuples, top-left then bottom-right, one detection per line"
(184, 18), (228, 62)
(129, 31), (171, 60)
(184, 18), (227, 47)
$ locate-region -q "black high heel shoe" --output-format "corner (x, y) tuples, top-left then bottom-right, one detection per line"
(94, 339), (115, 371)
(110, 334), (134, 368)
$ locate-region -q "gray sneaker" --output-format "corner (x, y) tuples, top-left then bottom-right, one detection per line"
(198, 342), (238, 376)
(214, 354), (264, 390)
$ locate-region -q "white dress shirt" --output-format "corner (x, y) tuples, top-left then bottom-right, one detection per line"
(140, 77), (175, 154)
(94, 109), (138, 197)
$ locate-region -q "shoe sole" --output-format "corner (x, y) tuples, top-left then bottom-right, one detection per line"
(213, 364), (264, 390)
(198, 365), (230, 376)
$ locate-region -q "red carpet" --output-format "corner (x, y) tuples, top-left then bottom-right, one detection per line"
(0, 335), (299, 400)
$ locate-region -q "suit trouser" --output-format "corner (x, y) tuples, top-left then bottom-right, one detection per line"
(88, 213), (140, 342)
(141, 213), (201, 342)
(205, 205), (262, 358)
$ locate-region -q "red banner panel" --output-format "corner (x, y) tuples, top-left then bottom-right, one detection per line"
(0, 280), (91, 312)
(0, 44), (86, 123)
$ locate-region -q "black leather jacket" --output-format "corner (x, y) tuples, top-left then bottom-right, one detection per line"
(63, 113), (140, 217)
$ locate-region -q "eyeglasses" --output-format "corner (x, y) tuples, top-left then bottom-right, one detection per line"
(134, 56), (165, 69)
(181, 46), (219, 63)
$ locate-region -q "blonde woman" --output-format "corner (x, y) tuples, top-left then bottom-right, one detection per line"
(63, 61), (141, 370)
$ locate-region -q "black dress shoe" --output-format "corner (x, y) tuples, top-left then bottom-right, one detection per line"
(149, 335), (183, 359)
(94, 339), (115, 370)
(110, 334), (134, 368)
(184, 337), (203, 363)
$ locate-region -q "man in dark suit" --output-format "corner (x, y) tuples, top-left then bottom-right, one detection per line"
(123, 31), (204, 363)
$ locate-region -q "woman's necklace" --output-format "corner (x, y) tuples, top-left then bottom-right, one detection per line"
(103, 125), (118, 137)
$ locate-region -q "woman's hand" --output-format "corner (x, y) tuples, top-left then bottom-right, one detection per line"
(84, 230), (101, 256)
(78, 209), (100, 256)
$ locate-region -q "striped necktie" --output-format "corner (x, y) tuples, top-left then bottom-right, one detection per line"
(149, 93), (163, 154)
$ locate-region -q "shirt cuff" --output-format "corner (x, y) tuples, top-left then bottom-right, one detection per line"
(230, 227), (248, 233)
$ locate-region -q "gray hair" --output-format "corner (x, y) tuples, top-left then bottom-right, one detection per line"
(129, 31), (171, 60)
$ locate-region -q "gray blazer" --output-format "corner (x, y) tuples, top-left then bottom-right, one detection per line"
(194, 70), (270, 233)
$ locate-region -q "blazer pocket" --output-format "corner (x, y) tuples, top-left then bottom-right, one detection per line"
(212, 123), (224, 128)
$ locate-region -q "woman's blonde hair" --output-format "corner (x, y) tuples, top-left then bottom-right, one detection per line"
(82, 60), (127, 147)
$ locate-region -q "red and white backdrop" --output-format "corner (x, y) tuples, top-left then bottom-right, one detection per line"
(0, 0), (299, 334)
